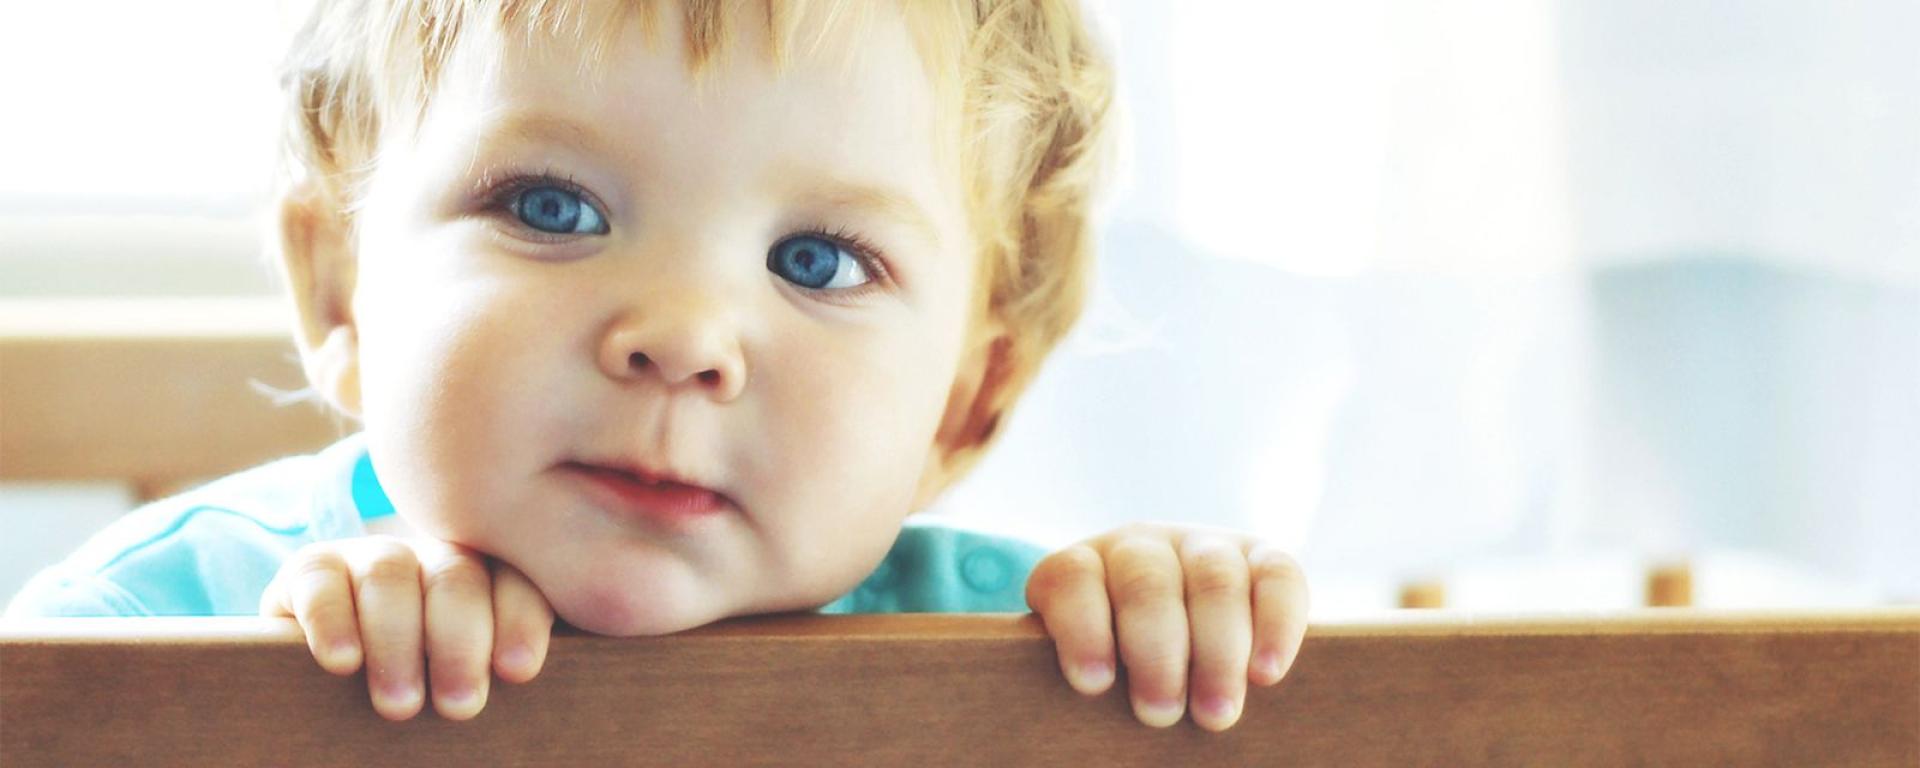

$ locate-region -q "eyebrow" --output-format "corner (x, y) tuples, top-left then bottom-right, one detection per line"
(472, 113), (619, 158)
(786, 175), (943, 248)
(472, 113), (942, 246)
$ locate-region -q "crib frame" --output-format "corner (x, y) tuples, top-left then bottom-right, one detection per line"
(4, 612), (1917, 766)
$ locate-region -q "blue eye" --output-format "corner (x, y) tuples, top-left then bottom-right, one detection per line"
(512, 185), (609, 235)
(768, 234), (873, 290)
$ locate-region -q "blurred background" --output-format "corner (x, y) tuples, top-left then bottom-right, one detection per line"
(2, 0), (1915, 618)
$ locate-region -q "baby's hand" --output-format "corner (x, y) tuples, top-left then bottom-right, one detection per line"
(1025, 524), (1309, 732)
(259, 536), (555, 721)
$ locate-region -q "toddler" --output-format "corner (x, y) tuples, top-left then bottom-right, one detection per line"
(9, 0), (1308, 732)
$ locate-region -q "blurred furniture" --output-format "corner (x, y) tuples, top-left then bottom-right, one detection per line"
(0, 298), (344, 499)
(1397, 560), (1702, 612)
(1646, 562), (1695, 608)
(1397, 579), (1447, 609)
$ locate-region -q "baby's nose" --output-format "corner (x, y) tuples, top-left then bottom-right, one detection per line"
(596, 304), (746, 402)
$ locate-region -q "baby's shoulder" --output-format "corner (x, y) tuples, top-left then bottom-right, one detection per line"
(6, 444), (359, 618)
(824, 520), (1047, 615)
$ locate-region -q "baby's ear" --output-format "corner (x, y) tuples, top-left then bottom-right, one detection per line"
(912, 328), (1021, 509)
(276, 180), (363, 418)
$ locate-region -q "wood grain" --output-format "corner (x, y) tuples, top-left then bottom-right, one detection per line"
(4, 611), (1916, 767)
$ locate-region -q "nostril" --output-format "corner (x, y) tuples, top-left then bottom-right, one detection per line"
(629, 352), (650, 370)
(698, 370), (720, 386)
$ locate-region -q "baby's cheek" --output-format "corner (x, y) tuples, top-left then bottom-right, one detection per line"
(734, 322), (962, 607)
(758, 411), (928, 597)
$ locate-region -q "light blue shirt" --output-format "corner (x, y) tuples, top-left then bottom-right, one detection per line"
(6, 435), (1044, 619)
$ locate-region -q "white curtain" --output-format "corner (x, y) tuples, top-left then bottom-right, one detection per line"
(943, 0), (1920, 605)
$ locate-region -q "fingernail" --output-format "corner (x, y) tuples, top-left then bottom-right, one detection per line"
(438, 683), (477, 712)
(500, 645), (532, 675)
(1197, 694), (1239, 724)
(1256, 650), (1283, 682)
(1073, 661), (1113, 691)
(327, 638), (360, 665)
(379, 678), (423, 710)
(1133, 697), (1185, 728)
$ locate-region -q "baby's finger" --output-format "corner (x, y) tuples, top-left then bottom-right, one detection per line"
(419, 542), (494, 721)
(1024, 544), (1116, 695)
(1104, 535), (1189, 728)
(1180, 535), (1251, 732)
(263, 545), (364, 676)
(1247, 544), (1310, 686)
(350, 539), (427, 721)
(491, 560), (555, 685)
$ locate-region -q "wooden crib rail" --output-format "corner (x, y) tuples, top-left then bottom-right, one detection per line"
(4, 611), (1917, 767)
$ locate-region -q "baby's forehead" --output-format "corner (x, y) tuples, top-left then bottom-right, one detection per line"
(428, 2), (951, 99)
(409, 3), (962, 166)
(429, 16), (940, 160)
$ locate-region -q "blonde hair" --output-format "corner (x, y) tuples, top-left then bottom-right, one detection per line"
(282, 0), (1112, 477)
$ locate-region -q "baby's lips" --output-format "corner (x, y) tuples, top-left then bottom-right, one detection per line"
(562, 457), (729, 500)
(557, 459), (738, 538)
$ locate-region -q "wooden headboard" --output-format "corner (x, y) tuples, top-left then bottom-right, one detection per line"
(4, 611), (1917, 766)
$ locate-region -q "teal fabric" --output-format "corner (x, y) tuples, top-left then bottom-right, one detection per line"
(819, 522), (1043, 614)
(5, 435), (1042, 619)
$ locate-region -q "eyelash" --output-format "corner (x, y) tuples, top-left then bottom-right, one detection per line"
(477, 170), (605, 242)
(787, 224), (896, 301)
(475, 170), (900, 298)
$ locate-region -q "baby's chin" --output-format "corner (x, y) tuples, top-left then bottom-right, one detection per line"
(542, 570), (852, 636)
(548, 581), (728, 637)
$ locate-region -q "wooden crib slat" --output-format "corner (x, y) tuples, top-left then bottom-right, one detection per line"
(4, 611), (1917, 767)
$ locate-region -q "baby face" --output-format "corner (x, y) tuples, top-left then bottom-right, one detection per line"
(338, 8), (981, 634)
